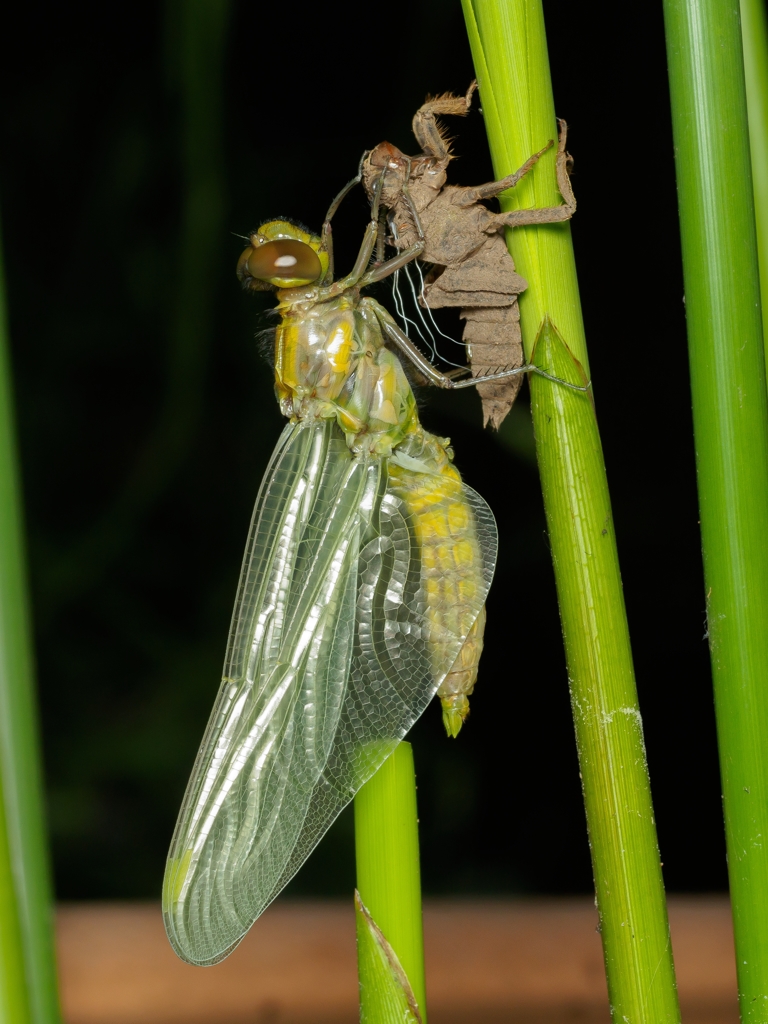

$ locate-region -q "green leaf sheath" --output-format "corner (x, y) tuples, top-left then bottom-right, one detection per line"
(355, 893), (422, 1024)
(461, 3), (681, 1022)
(663, 0), (768, 1017)
(0, 223), (60, 1022)
(355, 743), (427, 1023)
(740, 0), (768, 357)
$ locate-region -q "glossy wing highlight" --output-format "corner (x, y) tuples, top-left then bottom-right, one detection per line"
(163, 419), (496, 965)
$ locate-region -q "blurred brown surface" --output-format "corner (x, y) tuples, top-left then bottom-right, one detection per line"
(57, 896), (739, 1024)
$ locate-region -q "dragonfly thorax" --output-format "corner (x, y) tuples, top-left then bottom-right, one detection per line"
(273, 292), (419, 457)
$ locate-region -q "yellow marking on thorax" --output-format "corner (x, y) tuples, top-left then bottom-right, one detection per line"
(274, 321), (300, 391)
(326, 318), (355, 374)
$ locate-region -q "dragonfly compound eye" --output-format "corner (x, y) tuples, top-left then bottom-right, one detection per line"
(238, 238), (322, 288)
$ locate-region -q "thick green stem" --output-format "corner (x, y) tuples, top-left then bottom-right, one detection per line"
(354, 742), (427, 1023)
(0, 226), (60, 1022)
(461, 3), (680, 1021)
(741, 0), (768, 358)
(663, 1), (768, 1018)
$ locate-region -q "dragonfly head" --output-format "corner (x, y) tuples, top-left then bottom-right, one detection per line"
(363, 142), (448, 209)
(363, 143), (411, 208)
(237, 220), (329, 291)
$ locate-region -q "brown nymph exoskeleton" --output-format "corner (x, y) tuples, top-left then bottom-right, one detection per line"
(361, 83), (576, 429)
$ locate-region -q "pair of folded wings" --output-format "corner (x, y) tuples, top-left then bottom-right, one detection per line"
(163, 418), (496, 965)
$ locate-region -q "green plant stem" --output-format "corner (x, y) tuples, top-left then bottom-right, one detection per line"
(461, 3), (680, 1021)
(354, 742), (427, 1022)
(0, 226), (60, 1022)
(663, 1), (768, 1017)
(741, 0), (768, 356)
(0, 770), (31, 1022)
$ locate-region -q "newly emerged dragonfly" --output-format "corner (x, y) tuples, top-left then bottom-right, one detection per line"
(162, 172), (547, 967)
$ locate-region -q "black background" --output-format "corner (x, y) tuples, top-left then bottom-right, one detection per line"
(0, 1), (727, 900)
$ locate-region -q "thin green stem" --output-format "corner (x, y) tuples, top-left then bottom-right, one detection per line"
(354, 742), (427, 1023)
(741, 0), (768, 359)
(663, 1), (768, 1018)
(0, 769), (31, 1022)
(461, 3), (680, 1021)
(0, 224), (60, 1021)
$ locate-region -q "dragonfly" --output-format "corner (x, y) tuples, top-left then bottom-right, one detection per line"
(162, 168), (551, 967)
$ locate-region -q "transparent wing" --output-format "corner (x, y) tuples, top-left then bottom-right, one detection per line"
(163, 418), (496, 965)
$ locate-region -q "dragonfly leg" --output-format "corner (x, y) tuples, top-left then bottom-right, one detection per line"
(458, 138), (554, 206)
(358, 237), (423, 286)
(491, 120), (576, 229)
(374, 302), (589, 394)
(412, 80), (477, 158)
(376, 211), (387, 263)
(322, 165), (426, 296)
(319, 170), (387, 297)
(446, 364), (590, 392)
(319, 151), (372, 285)
(323, 155), (367, 225)
(359, 171), (425, 286)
